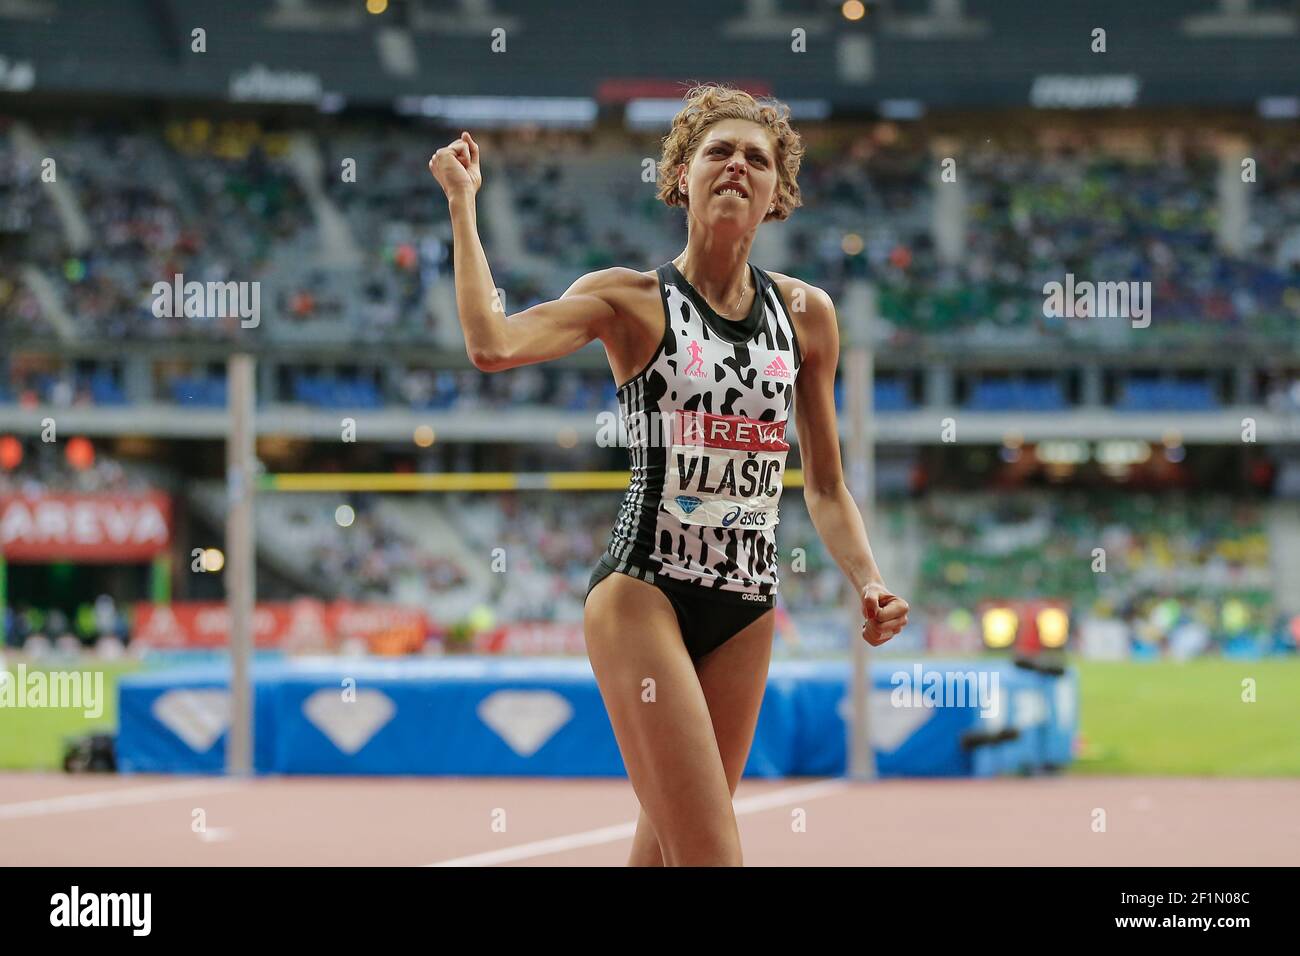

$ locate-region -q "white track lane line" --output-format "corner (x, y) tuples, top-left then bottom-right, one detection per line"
(0, 779), (247, 821)
(426, 778), (850, 867)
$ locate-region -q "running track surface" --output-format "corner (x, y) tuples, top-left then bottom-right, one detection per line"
(2, 774), (1297, 866)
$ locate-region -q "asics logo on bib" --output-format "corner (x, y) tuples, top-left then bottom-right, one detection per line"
(665, 410), (787, 529)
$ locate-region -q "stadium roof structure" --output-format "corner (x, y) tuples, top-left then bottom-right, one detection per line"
(1, 0), (1298, 114)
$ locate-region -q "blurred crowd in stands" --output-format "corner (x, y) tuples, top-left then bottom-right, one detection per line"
(3, 112), (1299, 659)
(394, 366), (615, 412)
(918, 491), (1291, 656)
(4, 117), (1299, 353)
(2, 595), (131, 656)
(304, 499), (469, 603)
(2, 479), (1294, 658)
(0, 442), (146, 494)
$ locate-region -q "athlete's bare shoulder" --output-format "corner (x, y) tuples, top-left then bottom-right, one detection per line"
(562, 267), (664, 386)
(764, 270), (835, 360)
(764, 270), (834, 315)
(561, 266), (658, 300)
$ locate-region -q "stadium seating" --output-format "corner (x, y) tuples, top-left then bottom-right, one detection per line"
(1116, 377), (1220, 412)
(169, 376), (228, 407)
(965, 379), (1067, 412)
(917, 492), (1274, 645)
(4, 119), (1299, 351)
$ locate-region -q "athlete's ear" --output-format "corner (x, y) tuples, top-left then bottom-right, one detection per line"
(677, 162), (688, 196)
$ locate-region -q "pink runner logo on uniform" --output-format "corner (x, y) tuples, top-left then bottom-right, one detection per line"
(763, 355), (792, 380)
(683, 340), (708, 378)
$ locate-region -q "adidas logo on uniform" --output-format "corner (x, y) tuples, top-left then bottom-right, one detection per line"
(763, 356), (791, 379)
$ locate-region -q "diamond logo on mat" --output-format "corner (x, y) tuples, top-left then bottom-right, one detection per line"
(303, 689), (396, 755)
(837, 694), (932, 752)
(477, 691), (573, 757)
(675, 495), (702, 514)
(152, 690), (230, 752)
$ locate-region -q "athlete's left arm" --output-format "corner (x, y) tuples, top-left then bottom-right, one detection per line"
(790, 282), (910, 647)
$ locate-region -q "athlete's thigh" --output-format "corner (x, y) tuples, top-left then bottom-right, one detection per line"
(584, 572), (737, 854)
(694, 609), (775, 795)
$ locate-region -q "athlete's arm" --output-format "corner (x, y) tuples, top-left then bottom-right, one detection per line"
(789, 281), (910, 646)
(429, 132), (619, 372)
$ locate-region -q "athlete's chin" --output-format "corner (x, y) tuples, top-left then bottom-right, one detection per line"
(702, 213), (763, 233)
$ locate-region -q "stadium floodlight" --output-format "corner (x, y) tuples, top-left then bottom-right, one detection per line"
(1037, 441), (1089, 465)
(982, 607), (1019, 649)
(1037, 607), (1070, 649)
(0, 436), (22, 470)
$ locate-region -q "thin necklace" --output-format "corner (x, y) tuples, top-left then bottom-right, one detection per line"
(677, 260), (751, 320)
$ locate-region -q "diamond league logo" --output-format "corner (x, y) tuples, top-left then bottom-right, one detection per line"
(151, 690), (231, 752)
(477, 690), (574, 757)
(675, 495), (703, 514)
(303, 689), (396, 755)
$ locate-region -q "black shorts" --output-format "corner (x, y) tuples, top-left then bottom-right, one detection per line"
(585, 553), (774, 663)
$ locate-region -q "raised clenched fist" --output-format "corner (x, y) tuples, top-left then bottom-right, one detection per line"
(429, 131), (482, 198)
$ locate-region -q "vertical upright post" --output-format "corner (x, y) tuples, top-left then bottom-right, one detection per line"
(845, 281), (877, 781)
(226, 354), (256, 776)
(0, 555), (7, 646)
(151, 554), (171, 604)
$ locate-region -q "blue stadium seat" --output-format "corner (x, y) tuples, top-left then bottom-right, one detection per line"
(1117, 378), (1219, 412)
(170, 376), (227, 407)
(874, 380), (913, 412)
(292, 375), (383, 409)
(87, 371), (128, 406)
(966, 380), (1066, 412)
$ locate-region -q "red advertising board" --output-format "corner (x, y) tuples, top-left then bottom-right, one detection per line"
(474, 622), (586, 655)
(327, 601), (428, 655)
(0, 492), (172, 561)
(595, 77), (772, 103)
(132, 599), (429, 654)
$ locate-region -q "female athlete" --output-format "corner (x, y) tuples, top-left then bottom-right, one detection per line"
(429, 84), (909, 866)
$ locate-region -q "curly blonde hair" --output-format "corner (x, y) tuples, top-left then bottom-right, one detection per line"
(656, 84), (804, 222)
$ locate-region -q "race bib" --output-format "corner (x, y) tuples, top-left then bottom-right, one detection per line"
(662, 410), (788, 529)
